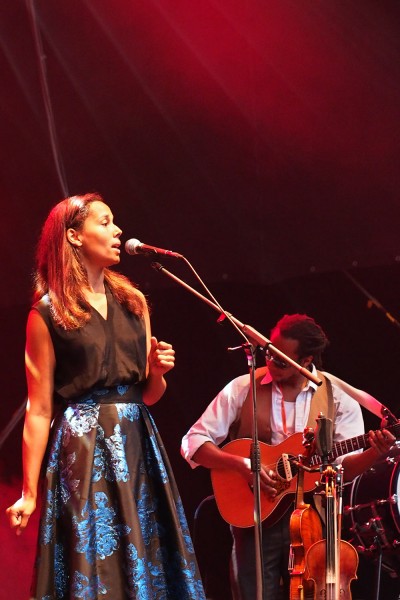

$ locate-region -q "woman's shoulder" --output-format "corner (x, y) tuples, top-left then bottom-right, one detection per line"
(133, 287), (146, 304)
(26, 297), (54, 340)
(32, 294), (50, 312)
(31, 294), (52, 323)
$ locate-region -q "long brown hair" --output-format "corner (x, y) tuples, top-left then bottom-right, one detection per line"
(34, 193), (146, 329)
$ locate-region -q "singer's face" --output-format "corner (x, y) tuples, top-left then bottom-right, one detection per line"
(72, 201), (122, 268)
(266, 331), (312, 384)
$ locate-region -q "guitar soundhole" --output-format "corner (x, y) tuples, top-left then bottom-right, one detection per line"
(276, 454), (298, 481)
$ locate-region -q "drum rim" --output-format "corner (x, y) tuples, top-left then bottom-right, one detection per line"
(389, 459), (400, 534)
(345, 460), (400, 549)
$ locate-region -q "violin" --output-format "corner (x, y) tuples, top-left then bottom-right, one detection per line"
(305, 465), (358, 600)
(288, 432), (323, 600)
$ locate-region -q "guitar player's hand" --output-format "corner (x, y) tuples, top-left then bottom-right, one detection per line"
(260, 466), (278, 499)
(241, 458), (278, 500)
(368, 428), (395, 457)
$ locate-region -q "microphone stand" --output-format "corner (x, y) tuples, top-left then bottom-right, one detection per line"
(151, 262), (322, 386)
(244, 342), (266, 600)
(151, 261), (322, 600)
(343, 270), (400, 331)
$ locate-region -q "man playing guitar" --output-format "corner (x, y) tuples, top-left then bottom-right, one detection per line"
(181, 313), (395, 600)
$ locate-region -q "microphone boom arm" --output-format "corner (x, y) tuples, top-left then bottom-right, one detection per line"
(151, 262), (322, 386)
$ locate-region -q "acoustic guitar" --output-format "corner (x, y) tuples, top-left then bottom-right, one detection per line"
(211, 422), (400, 528)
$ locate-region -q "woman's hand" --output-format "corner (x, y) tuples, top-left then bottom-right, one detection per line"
(143, 337), (175, 405)
(148, 337), (175, 377)
(6, 496), (36, 536)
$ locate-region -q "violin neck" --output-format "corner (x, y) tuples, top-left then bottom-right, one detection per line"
(295, 465), (305, 508)
(325, 478), (341, 600)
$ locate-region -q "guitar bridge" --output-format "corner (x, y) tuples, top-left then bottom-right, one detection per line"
(281, 453), (293, 481)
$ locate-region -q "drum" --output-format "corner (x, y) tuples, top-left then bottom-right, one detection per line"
(343, 456), (400, 556)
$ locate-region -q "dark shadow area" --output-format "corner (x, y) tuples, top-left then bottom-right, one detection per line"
(192, 495), (233, 600)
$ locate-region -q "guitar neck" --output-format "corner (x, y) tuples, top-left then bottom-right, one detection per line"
(311, 433), (370, 466)
(310, 422), (400, 466)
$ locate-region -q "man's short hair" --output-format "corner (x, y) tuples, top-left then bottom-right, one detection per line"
(271, 313), (329, 369)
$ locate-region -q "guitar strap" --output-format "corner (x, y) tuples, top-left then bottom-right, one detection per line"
(229, 367), (272, 443)
(308, 370), (334, 432)
(229, 367), (334, 445)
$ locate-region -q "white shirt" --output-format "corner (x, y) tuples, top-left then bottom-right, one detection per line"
(181, 366), (364, 468)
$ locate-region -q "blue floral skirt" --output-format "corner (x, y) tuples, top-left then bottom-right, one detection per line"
(31, 388), (205, 599)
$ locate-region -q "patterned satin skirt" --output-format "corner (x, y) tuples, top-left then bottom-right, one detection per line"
(31, 386), (205, 599)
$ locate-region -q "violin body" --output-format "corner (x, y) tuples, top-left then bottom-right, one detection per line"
(305, 530), (359, 599)
(289, 426), (359, 600)
(289, 504), (323, 600)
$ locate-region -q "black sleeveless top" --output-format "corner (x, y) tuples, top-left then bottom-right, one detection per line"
(34, 286), (147, 404)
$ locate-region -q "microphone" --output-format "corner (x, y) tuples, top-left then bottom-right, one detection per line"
(315, 413), (333, 461)
(124, 238), (183, 259)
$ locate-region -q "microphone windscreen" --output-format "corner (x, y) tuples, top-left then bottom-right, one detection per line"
(125, 238), (142, 255)
(315, 415), (333, 457)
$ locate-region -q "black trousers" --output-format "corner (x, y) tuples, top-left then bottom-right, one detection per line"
(230, 509), (291, 600)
